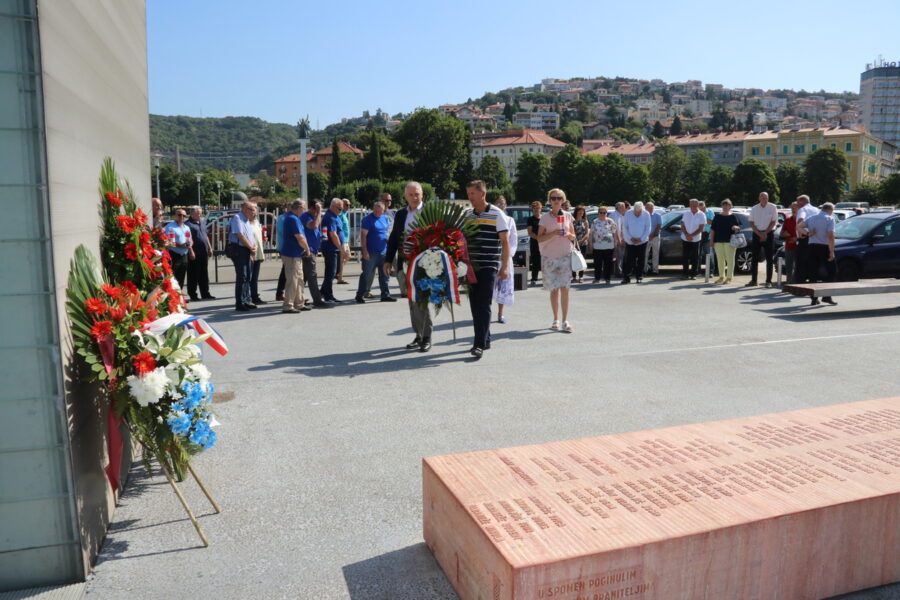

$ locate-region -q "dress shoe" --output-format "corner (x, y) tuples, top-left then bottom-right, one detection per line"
(235, 305), (251, 311)
(364, 292), (375, 299)
(275, 294), (285, 301)
(470, 347), (483, 360)
(621, 278), (630, 284)
(419, 339), (432, 352)
(201, 294), (216, 300)
(312, 301), (331, 308)
(282, 308), (300, 314)
(380, 296), (397, 302)
(744, 281), (757, 287)
(252, 298), (267, 305)
(337, 279), (349, 285)
(810, 298), (821, 306)
(299, 305), (312, 311)
(406, 337), (422, 350)
(823, 297), (837, 305)
(189, 295), (200, 301)
(355, 297), (365, 304)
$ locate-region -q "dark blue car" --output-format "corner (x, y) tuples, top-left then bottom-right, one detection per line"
(778, 212), (900, 281)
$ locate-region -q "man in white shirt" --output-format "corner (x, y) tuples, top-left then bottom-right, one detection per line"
(746, 191), (779, 287)
(621, 202), (651, 284)
(794, 194), (820, 283)
(680, 199), (706, 279)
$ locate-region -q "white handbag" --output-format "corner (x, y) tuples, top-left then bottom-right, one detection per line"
(571, 247), (588, 272)
(729, 232), (748, 249)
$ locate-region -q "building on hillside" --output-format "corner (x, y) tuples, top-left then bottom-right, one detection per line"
(512, 111), (560, 133)
(860, 60), (900, 149)
(471, 130), (565, 181)
(559, 88), (586, 102)
(743, 126), (897, 193)
(670, 131), (749, 168)
(274, 142), (364, 188)
(584, 139), (656, 166)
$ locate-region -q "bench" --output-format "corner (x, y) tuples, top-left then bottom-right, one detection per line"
(782, 278), (900, 299)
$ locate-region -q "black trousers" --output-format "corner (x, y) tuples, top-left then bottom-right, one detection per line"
(169, 251), (189, 289)
(469, 267), (497, 350)
(187, 253), (210, 298)
(795, 237), (810, 283)
(276, 265), (286, 297)
(749, 233), (775, 283)
(807, 243), (836, 284)
(302, 255), (323, 303)
(623, 243), (647, 279)
(592, 248), (614, 282)
(529, 239), (541, 281)
(682, 241), (701, 276)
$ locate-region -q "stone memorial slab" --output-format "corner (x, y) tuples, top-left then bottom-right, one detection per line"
(423, 399), (900, 600)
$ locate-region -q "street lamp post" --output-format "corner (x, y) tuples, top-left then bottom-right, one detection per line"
(299, 138), (310, 202)
(196, 173), (203, 206)
(153, 154), (161, 200)
(215, 180), (222, 207)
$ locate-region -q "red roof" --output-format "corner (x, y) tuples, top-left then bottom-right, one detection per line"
(473, 129), (565, 147)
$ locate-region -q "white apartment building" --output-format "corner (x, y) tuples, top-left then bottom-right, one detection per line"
(513, 111), (560, 133)
(860, 61), (900, 149)
(471, 130), (565, 181)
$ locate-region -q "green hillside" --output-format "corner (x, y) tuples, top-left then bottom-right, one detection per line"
(150, 114), (299, 173)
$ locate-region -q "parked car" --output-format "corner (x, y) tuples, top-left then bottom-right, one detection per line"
(835, 201), (870, 211)
(658, 211), (782, 274)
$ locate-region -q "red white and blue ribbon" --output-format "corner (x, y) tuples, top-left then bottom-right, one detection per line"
(145, 313), (229, 356)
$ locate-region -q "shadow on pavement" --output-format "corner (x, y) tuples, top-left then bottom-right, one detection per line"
(342, 543), (457, 600)
(754, 305), (900, 322)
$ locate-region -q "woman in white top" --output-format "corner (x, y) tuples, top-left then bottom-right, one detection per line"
(493, 196), (518, 323)
(537, 188), (577, 332)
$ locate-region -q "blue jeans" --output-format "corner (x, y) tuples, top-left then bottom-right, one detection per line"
(320, 248), (341, 300)
(356, 252), (390, 299)
(231, 246), (253, 307)
(469, 267), (497, 350)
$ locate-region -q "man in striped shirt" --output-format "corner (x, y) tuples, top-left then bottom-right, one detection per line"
(466, 180), (510, 360)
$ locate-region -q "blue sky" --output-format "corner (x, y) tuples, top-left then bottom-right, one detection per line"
(148, 0), (898, 127)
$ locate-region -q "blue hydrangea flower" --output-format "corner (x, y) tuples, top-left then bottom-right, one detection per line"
(167, 411), (192, 436)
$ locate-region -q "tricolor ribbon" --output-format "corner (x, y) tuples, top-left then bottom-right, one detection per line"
(406, 248), (460, 305)
(145, 313), (229, 356)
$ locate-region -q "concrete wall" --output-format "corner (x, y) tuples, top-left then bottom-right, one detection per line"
(39, 0), (151, 578)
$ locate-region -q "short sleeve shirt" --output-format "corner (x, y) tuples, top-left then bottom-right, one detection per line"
(590, 217), (617, 250)
(703, 209), (715, 233)
(164, 221), (191, 255)
(680, 210), (707, 242)
(467, 204), (508, 270)
(805, 212), (834, 245)
(228, 212), (253, 246)
(749, 203), (778, 231)
(300, 212), (321, 253)
(361, 213), (390, 254)
(538, 211), (574, 259)
(281, 213), (306, 258)
(320, 210), (344, 250)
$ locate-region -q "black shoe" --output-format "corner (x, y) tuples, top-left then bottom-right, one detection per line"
(406, 337), (422, 350)
(201, 294), (216, 300)
(621, 278), (630, 284)
(337, 280), (349, 285)
(380, 296), (397, 302)
(419, 339), (432, 352)
(810, 298), (821, 306)
(299, 305), (312, 311)
(355, 297), (365, 304)
(325, 297), (341, 303)
(189, 295), (200, 301)
(252, 298), (267, 305)
(235, 305), (250, 311)
(275, 294), (285, 302)
(636, 278), (642, 284)
(744, 281), (757, 287)
(605, 280), (611, 284)
(312, 301), (332, 308)
(823, 297), (837, 305)
(363, 292), (375, 299)
(244, 303), (258, 309)
(470, 347), (483, 360)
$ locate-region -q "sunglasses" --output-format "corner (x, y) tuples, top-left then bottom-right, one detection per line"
(549, 196), (564, 201)
(599, 211), (607, 214)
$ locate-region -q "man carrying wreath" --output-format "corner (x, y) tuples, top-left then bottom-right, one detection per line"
(465, 180), (510, 360)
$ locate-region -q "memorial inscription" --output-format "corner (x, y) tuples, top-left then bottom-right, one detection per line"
(423, 399), (900, 600)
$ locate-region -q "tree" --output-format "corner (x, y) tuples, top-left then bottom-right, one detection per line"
(707, 165), (734, 204)
(513, 152), (550, 204)
(649, 140), (687, 205)
(879, 173), (900, 206)
(775, 163), (803, 205)
(503, 102), (515, 123)
(624, 164), (652, 205)
(369, 131), (383, 181)
(307, 171), (329, 202)
(804, 147), (849, 204)
(651, 121), (665, 138)
(549, 145), (581, 193)
(732, 159), (779, 205)
(594, 153), (632, 206)
(329, 139), (344, 188)
(746, 112), (755, 131)
(680, 150), (714, 202)
(394, 108), (470, 195)
(473, 155), (511, 190)
(669, 116), (683, 136)
(556, 121), (584, 145)
(572, 154), (603, 203)
(848, 181), (880, 206)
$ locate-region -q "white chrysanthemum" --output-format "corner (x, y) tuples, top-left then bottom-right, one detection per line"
(457, 263), (468, 278)
(189, 363), (211, 384)
(127, 367), (168, 407)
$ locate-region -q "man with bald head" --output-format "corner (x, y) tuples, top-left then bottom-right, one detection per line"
(746, 191), (778, 287)
(320, 197), (346, 303)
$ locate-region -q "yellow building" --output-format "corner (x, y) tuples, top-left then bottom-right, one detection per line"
(743, 126), (897, 194)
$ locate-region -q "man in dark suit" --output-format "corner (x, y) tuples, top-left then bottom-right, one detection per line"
(384, 182), (432, 352)
(186, 206), (215, 300)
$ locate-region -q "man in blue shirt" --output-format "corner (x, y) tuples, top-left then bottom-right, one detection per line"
(644, 202), (663, 276)
(228, 202), (258, 311)
(299, 200), (327, 307)
(802, 202), (837, 306)
(319, 198), (345, 303)
(355, 201), (395, 303)
(164, 208), (193, 290)
(185, 206), (214, 300)
(280, 200), (311, 313)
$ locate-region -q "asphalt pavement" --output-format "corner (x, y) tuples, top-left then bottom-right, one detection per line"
(83, 263), (900, 600)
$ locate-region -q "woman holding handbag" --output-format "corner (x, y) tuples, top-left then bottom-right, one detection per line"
(537, 188), (576, 332)
(709, 198), (742, 284)
(571, 205), (590, 282)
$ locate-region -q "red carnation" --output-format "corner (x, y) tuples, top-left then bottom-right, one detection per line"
(124, 242), (138, 261)
(90, 320), (113, 339)
(117, 215), (137, 234)
(162, 278), (174, 293)
(141, 243), (155, 259)
(101, 283), (123, 299)
(84, 297), (108, 315)
(134, 208), (148, 227)
(120, 280), (139, 295)
(131, 351), (156, 375)
(105, 191), (122, 207)
(108, 305), (126, 321)
(167, 295), (180, 314)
